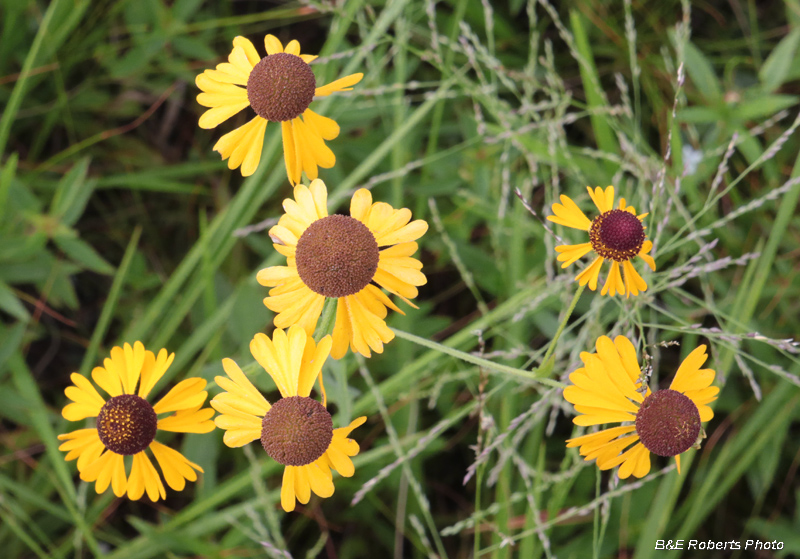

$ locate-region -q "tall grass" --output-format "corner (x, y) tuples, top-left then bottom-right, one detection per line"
(1, 0), (798, 558)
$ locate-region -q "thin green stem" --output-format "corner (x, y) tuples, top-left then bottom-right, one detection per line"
(314, 297), (338, 342)
(391, 328), (565, 389)
(474, 461), (486, 558)
(539, 284), (585, 370)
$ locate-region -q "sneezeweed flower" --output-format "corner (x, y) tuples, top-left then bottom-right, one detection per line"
(211, 325), (366, 512)
(196, 34), (363, 181)
(563, 335), (718, 478)
(58, 343), (215, 501)
(547, 186), (656, 297)
(257, 179), (427, 359)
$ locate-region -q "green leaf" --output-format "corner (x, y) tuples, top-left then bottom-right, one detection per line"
(677, 106), (723, 124)
(683, 40), (722, 102)
(49, 158), (94, 226)
(0, 281), (29, 320)
(0, 152), (18, 226)
(735, 94), (799, 121)
(759, 28), (800, 93)
(53, 234), (114, 275)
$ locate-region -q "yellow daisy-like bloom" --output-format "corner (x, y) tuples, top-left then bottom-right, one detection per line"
(257, 179), (428, 359)
(211, 325), (366, 512)
(547, 186), (656, 297)
(196, 34), (363, 181)
(563, 335), (719, 478)
(57, 343), (215, 501)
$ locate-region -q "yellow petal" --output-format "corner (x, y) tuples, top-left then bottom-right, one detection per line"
(303, 108), (340, 141)
(306, 462), (335, 497)
(138, 349), (174, 399)
(350, 189), (373, 223)
(233, 36), (261, 67)
(281, 466), (297, 512)
(295, 115), (336, 168)
(315, 73), (364, 97)
(281, 120), (302, 185)
(622, 260), (647, 297)
(575, 257), (604, 291)
(555, 242), (593, 268)
(157, 405), (215, 433)
(264, 34), (284, 55)
(214, 358), (271, 415)
(152, 378), (207, 414)
(375, 219), (428, 247)
(150, 440), (202, 491)
(548, 194), (592, 230)
(284, 39), (301, 56)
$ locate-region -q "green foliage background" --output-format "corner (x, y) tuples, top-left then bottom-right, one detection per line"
(1, 0), (799, 557)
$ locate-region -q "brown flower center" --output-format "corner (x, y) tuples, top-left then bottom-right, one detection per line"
(295, 215), (380, 298)
(635, 389), (701, 457)
(246, 53), (316, 122)
(261, 396), (333, 466)
(96, 395), (158, 455)
(589, 209), (645, 262)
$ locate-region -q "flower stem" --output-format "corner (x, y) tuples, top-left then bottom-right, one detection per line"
(538, 284), (585, 375)
(314, 297), (338, 342)
(390, 328), (565, 388)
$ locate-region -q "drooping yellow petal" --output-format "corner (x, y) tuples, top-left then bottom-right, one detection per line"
(232, 36), (261, 67)
(62, 373), (105, 420)
(375, 219), (428, 247)
(128, 452), (166, 501)
(306, 462), (335, 497)
(600, 261), (625, 296)
(157, 405), (216, 433)
(575, 256), (604, 291)
(298, 335), (332, 398)
(281, 120), (302, 185)
(303, 108), (340, 141)
(152, 378), (207, 414)
(314, 73), (364, 97)
(295, 115), (336, 169)
(622, 260), (647, 297)
(150, 440), (202, 492)
(566, 425), (636, 449)
(211, 116), (268, 176)
(58, 429), (104, 470)
(639, 240), (656, 271)
(555, 243), (593, 268)
(548, 194), (592, 230)
(617, 442), (651, 479)
(213, 358), (271, 416)
(281, 466), (297, 512)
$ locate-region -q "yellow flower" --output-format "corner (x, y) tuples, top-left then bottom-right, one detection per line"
(257, 179), (428, 359)
(58, 343), (215, 501)
(547, 186), (656, 297)
(196, 34), (363, 181)
(563, 335), (718, 478)
(211, 325), (366, 512)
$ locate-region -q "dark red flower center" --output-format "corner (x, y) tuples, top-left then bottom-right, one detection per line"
(589, 209), (646, 262)
(635, 389), (701, 457)
(96, 394), (157, 455)
(247, 53), (316, 122)
(261, 396), (333, 466)
(295, 215), (380, 298)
